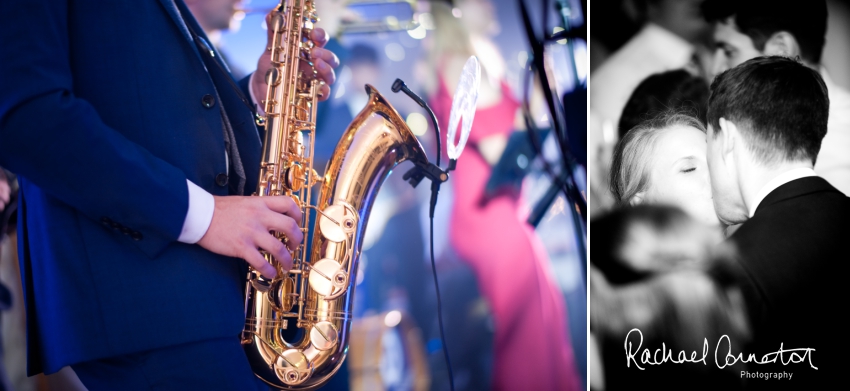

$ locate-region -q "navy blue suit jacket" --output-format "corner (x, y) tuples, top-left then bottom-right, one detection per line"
(0, 1), (263, 375)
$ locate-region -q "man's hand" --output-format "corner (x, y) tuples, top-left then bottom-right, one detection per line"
(252, 12), (340, 104)
(197, 195), (304, 279)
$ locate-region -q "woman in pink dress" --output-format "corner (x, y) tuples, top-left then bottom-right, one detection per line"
(420, 1), (582, 390)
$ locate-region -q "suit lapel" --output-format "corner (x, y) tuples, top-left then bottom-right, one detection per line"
(159, 0), (262, 191)
(754, 177), (839, 216)
(157, 0), (207, 65)
(157, 0), (192, 42)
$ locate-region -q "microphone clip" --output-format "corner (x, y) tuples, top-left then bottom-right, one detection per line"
(403, 161), (449, 189)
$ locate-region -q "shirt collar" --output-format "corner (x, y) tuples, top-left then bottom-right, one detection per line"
(749, 167), (817, 217)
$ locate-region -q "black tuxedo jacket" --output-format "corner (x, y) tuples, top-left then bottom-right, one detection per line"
(729, 176), (850, 389)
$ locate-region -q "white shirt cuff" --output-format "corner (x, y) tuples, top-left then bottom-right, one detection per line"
(178, 179), (215, 244)
(249, 72), (266, 117)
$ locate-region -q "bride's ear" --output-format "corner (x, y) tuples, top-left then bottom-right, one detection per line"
(629, 191), (645, 206)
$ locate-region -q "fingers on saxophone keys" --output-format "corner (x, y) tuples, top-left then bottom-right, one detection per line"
(318, 84), (331, 102)
(245, 247), (278, 279)
(314, 61), (336, 88)
(312, 48), (340, 69)
(264, 213), (303, 251)
(264, 195), (303, 222)
(257, 231), (293, 271)
(311, 28), (330, 48)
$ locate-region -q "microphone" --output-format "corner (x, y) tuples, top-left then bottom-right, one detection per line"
(392, 79), (427, 108)
(392, 78), (443, 169)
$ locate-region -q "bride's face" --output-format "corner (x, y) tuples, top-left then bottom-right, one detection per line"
(643, 125), (720, 226)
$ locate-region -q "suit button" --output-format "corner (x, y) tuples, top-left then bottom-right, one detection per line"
(110, 221), (121, 230)
(120, 227), (131, 235)
(101, 217), (111, 227)
(130, 232), (143, 241)
(201, 94), (216, 108)
(215, 173), (229, 187)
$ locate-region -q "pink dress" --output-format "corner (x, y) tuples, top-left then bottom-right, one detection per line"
(431, 76), (582, 391)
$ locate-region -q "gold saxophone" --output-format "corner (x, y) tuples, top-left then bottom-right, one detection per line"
(242, 1), (428, 389)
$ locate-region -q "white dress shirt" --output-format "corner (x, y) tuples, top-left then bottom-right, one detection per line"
(749, 167), (817, 217)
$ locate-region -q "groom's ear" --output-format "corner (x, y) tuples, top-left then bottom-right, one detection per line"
(763, 31), (801, 59)
(718, 117), (736, 160)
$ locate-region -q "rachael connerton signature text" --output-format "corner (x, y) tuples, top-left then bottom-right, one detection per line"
(624, 328), (817, 370)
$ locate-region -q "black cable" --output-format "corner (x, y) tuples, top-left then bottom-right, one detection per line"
(430, 192), (454, 391)
(393, 78), (453, 390)
(427, 108), (443, 168)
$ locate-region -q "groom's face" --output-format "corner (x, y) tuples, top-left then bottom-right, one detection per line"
(705, 124), (748, 225)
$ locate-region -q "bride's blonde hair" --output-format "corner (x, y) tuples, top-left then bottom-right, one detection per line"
(609, 111), (706, 205)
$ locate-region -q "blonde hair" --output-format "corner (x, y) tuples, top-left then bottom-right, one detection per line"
(427, 2), (475, 73)
(609, 112), (706, 205)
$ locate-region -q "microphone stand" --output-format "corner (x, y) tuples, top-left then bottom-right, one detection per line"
(517, 0), (586, 284)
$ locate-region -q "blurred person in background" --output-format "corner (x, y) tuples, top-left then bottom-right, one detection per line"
(588, 0), (645, 73)
(592, 0), (712, 126)
(702, 0), (850, 196)
(823, 0), (850, 90)
(312, 0), (356, 170)
(589, 204), (749, 390)
(609, 112), (720, 228)
(420, 0), (582, 390)
(185, 0), (248, 79)
(617, 70), (709, 139)
(588, 0), (712, 219)
(313, 44), (380, 170)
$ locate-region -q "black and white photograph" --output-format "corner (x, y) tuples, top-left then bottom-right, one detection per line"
(589, 0), (850, 390)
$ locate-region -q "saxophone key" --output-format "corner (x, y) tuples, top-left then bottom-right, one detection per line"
(270, 13), (286, 32)
(268, 276), (296, 312)
(318, 204), (355, 242)
(274, 349), (311, 386)
(307, 258), (342, 296)
(284, 164), (305, 191)
(309, 321), (339, 351)
(265, 68), (281, 86)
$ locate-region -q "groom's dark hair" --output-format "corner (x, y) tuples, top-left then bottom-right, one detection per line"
(706, 56), (829, 165)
